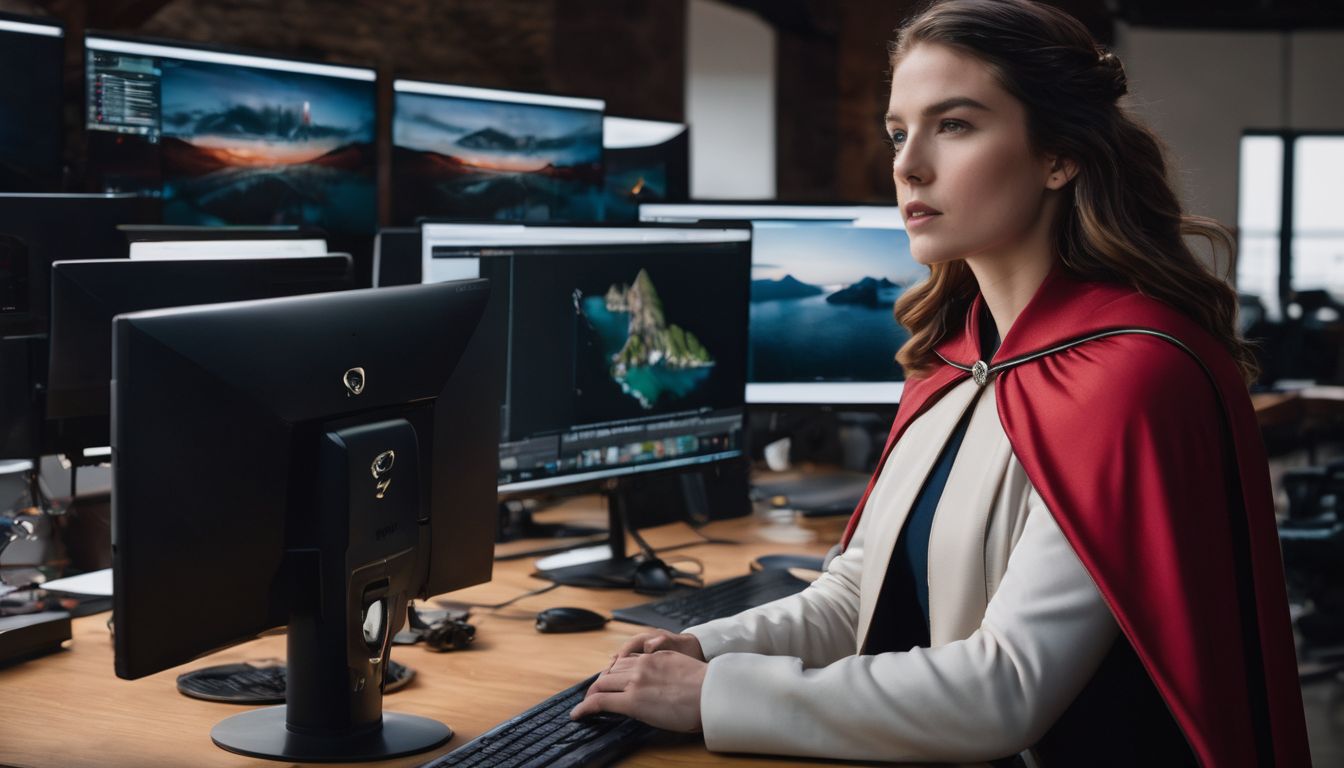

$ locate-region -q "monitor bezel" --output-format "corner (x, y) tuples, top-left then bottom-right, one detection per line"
(0, 12), (65, 39)
(83, 32), (376, 82)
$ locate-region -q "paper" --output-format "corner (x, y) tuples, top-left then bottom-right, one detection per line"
(40, 568), (112, 596)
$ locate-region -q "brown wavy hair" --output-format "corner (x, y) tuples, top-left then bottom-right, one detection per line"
(889, 0), (1259, 383)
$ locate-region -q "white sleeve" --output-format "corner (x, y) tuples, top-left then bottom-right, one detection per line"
(697, 492), (1119, 763)
(684, 536), (864, 668)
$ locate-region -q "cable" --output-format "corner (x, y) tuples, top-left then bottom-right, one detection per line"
(436, 582), (561, 612)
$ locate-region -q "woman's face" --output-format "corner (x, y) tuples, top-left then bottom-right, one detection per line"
(886, 43), (1067, 267)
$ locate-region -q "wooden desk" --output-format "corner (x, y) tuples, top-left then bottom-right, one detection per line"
(0, 508), (873, 768)
(1253, 386), (1344, 463)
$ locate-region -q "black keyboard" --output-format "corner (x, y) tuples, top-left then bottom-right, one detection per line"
(612, 568), (811, 632)
(419, 674), (655, 768)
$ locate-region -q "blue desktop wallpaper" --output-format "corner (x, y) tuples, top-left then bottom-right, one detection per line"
(750, 223), (921, 383)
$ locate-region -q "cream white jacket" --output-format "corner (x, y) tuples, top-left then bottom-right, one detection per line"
(686, 378), (1120, 763)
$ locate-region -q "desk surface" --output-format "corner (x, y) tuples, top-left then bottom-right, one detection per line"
(0, 504), (877, 768)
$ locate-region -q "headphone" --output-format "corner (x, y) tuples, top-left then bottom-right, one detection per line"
(405, 603), (476, 652)
(421, 617), (476, 652)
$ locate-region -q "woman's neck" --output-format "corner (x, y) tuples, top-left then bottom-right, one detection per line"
(965, 253), (1055, 343)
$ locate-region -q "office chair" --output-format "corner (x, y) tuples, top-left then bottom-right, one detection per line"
(1279, 461), (1344, 680)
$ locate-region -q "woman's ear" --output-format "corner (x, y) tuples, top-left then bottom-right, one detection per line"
(1044, 155), (1079, 190)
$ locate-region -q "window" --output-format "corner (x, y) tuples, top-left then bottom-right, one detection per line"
(1238, 131), (1344, 322)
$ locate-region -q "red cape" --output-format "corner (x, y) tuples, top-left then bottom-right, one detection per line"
(842, 268), (1309, 766)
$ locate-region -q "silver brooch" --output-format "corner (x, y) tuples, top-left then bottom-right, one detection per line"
(971, 360), (990, 387)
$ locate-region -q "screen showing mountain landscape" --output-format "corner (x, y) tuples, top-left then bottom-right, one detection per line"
(603, 158), (666, 223)
(393, 91), (604, 224)
(750, 222), (920, 383)
(158, 59), (376, 232)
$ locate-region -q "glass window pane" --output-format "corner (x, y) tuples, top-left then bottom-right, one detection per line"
(1291, 136), (1344, 303)
(1237, 135), (1283, 316)
(1240, 236), (1281, 319)
(1239, 135), (1283, 233)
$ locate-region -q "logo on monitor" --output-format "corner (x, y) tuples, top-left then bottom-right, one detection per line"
(344, 367), (366, 396)
(371, 450), (395, 499)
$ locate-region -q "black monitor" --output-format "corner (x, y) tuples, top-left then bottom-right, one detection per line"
(112, 279), (501, 761)
(602, 117), (689, 223)
(0, 193), (161, 460)
(640, 202), (915, 408)
(372, 227), (421, 287)
(46, 254), (354, 456)
(0, 14), (64, 192)
(84, 34), (377, 233)
(0, 193), (162, 338)
(391, 80), (605, 225)
(420, 222), (752, 585)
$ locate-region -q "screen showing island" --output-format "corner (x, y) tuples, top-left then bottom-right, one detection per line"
(392, 81), (605, 225)
(437, 238), (750, 492)
(749, 221), (920, 384)
(85, 36), (376, 232)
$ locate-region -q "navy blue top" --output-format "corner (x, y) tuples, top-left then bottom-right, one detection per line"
(865, 313), (998, 653)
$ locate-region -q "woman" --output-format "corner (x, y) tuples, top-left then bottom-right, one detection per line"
(572, 1), (1309, 764)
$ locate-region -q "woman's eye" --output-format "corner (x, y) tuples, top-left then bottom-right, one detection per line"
(889, 131), (905, 152)
(940, 119), (967, 133)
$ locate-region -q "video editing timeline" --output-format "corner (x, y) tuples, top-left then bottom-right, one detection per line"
(419, 225), (751, 493)
(640, 203), (914, 407)
(84, 37), (377, 232)
(0, 17), (64, 192)
(391, 80), (606, 225)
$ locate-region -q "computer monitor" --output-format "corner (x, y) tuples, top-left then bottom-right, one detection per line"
(0, 14), (64, 192)
(421, 222), (751, 585)
(391, 80), (605, 225)
(640, 203), (916, 407)
(602, 117), (689, 223)
(372, 227), (421, 287)
(45, 254), (354, 456)
(84, 34), (377, 233)
(0, 193), (161, 460)
(112, 279), (501, 760)
(120, 224), (328, 259)
(0, 193), (162, 338)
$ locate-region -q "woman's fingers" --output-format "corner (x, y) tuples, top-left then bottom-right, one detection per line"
(570, 691), (632, 720)
(573, 651), (707, 732)
(614, 633), (659, 658)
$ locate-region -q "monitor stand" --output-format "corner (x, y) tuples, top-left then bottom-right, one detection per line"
(532, 480), (648, 589)
(496, 498), (606, 542)
(210, 419), (452, 762)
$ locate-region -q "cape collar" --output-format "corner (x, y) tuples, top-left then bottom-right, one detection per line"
(933, 264), (1145, 371)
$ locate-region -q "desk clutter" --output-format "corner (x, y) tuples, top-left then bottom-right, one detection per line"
(0, 513), (851, 767)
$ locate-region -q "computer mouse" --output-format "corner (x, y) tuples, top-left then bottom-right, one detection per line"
(632, 558), (678, 594)
(535, 607), (608, 634)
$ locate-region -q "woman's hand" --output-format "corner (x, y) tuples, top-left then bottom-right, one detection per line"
(612, 629), (705, 661)
(570, 650), (707, 732)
